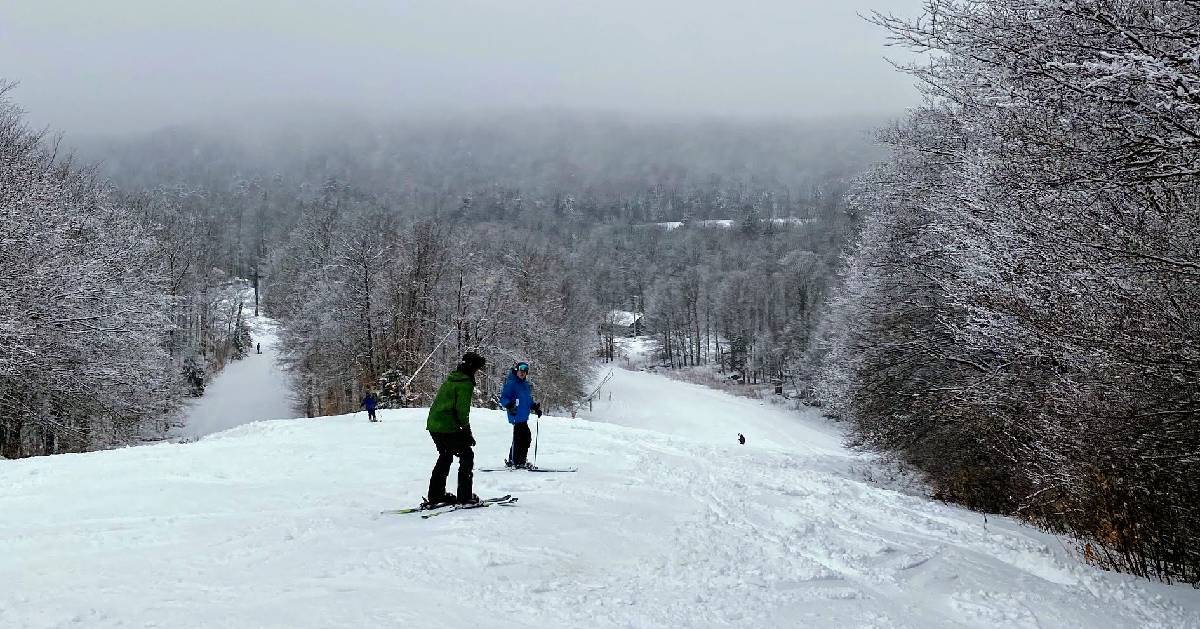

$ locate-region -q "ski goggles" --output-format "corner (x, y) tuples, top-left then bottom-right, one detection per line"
(516, 363), (529, 372)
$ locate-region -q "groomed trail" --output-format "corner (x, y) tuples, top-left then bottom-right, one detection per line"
(172, 314), (293, 440)
(2, 366), (1198, 628)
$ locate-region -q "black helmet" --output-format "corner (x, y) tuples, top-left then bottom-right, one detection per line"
(461, 352), (486, 372)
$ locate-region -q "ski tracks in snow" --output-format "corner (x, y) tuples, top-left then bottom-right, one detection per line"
(562, 430), (1194, 628)
(520, 366), (1200, 628)
(2, 367), (1199, 628)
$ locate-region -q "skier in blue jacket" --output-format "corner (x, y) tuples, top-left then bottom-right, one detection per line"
(360, 391), (379, 422)
(498, 361), (542, 468)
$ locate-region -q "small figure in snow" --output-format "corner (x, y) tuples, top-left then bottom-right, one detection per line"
(425, 352), (486, 506)
(360, 390), (379, 422)
(256, 342), (261, 354)
(499, 361), (542, 469)
(738, 433), (745, 445)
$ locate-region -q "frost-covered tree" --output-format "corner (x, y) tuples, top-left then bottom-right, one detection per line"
(818, 0), (1200, 584)
(0, 83), (176, 457)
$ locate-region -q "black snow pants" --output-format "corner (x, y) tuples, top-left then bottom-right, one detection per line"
(428, 431), (473, 501)
(510, 421), (532, 466)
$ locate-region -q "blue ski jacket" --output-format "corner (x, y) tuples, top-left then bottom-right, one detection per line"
(360, 393), (377, 411)
(498, 370), (535, 424)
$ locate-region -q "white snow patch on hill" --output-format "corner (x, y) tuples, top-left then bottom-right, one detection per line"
(647, 218), (814, 230)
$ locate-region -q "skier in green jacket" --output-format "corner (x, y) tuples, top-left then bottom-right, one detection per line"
(425, 352), (486, 506)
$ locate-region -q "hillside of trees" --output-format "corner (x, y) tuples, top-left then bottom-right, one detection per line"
(2, 100), (882, 457)
(0, 82), (255, 458)
(815, 0), (1199, 585)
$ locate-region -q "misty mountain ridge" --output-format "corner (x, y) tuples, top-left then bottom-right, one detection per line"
(71, 106), (889, 207)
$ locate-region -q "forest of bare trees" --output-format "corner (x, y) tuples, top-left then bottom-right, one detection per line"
(0, 83), (253, 457)
(76, 110), (879, 416)
(0, 94), (880, 457)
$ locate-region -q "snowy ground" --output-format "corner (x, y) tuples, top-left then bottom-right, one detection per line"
(580, 365), (844, 454)
(3, 367), (1199, 628)
(172, 314), (294, 439)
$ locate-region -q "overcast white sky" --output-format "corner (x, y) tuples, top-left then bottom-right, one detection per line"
(0, 0), (924, 134)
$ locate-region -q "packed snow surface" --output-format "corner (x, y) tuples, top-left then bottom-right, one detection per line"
(3, 367), (1198, 628)
(173, 314), (293, 439)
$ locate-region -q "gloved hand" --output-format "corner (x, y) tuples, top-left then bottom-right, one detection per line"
(464, 429), (476, 447)
(531, 402), (542, 418)
(505, 400), (517, 413)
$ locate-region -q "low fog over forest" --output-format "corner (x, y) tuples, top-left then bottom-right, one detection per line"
(58, 108), (883, 423)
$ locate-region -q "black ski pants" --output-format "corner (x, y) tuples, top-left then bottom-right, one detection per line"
(428, 431), (473, 501)
(510, 421), (532, 466)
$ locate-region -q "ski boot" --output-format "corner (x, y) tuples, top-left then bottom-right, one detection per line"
(420, 492), (456, 509)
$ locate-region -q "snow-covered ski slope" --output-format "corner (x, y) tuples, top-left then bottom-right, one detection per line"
(173, 314), (293, 439)
(3, 368), (1199, 628)
(579, 365), (846, 454)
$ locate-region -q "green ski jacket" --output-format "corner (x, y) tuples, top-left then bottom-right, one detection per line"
(426, 370), (475, 433)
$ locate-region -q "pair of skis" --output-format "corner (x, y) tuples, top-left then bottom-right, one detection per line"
(381, 465), (576, 518)
(381, 494), (518, 519)
(479, 465), (577, 473)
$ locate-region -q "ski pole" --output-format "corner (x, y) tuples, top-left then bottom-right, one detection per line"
(533, 417), (539, 464)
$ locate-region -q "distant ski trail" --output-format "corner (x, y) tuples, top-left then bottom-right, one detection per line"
(174, 315), (293, 439)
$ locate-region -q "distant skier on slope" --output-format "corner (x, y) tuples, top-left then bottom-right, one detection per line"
(738, 433), (745, 445)
(360, 390), (379, 422)
(499, 361), (542, 469)
(425, 352), (486, 506)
